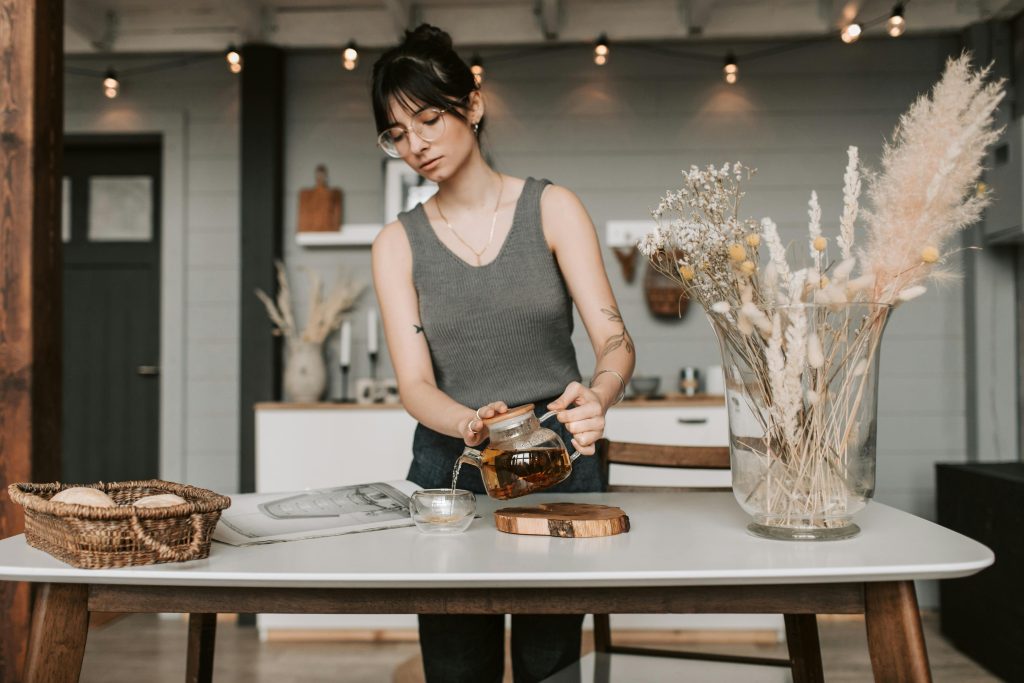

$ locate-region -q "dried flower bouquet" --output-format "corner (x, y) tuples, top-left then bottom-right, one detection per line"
(639, 54), (1005, 539)
(255, 260), (365, 344)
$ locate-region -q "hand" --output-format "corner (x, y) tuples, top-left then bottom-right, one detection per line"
(547, 382), (606, 456)
(459, 401), (509, 447)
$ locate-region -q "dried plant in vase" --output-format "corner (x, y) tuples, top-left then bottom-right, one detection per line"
(255, 260), (365, 402)
(639, 54), (1005, 540)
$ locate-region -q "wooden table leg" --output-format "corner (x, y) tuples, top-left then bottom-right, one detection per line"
(784, 614), (824, 683)
(24, 583), (89, 683)
(865, 581), (932, 683)
(186, 613), (217, 683)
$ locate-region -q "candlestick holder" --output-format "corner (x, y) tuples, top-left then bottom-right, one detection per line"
(369, 352), (382, 403)
(336, 364), (353, 403)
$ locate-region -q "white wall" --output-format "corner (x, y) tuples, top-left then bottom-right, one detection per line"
(65, 56), (242, 494)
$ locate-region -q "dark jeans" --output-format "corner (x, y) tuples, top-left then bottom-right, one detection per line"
(408, 401), (603, 683)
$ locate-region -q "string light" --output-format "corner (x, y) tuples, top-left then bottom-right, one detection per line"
(594, 33), (609, 66)
(470, 54), (484, 86)
(103, 69), (119, 98)
(342, 40), (359, 71)
(887, 4), (906, 37)
(723, 53), (738, 84)
(841, 22), (862, 43)
(225, 45), (242, 74)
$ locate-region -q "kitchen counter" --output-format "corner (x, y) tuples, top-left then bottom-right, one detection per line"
(255, 394), (725, 411)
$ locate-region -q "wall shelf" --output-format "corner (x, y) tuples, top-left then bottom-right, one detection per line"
(295, 224), (382, 247)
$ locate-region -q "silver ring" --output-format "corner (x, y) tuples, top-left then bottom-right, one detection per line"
(467, 418), (480, 435)
(475, 407), (485, 421)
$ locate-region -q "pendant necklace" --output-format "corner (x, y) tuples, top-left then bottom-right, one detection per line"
(435, 174), (504, 266)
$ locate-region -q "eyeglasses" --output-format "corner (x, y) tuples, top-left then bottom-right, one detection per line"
(377, 107), (450, 158)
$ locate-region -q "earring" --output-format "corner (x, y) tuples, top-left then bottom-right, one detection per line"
(473, 122), (480, 135)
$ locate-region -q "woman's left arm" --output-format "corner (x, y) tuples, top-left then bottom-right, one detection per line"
(541, 184), (637, 454)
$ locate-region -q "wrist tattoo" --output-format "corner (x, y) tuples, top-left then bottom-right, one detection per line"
(599, 306), (634, 359)
(413, 324), (424, 334)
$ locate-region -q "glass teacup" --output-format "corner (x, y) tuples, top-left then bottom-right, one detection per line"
(409, 489), (476, 534)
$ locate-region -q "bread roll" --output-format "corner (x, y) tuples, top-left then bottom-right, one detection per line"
(133, 493), (187, 508)
(51, 487), (116, 507)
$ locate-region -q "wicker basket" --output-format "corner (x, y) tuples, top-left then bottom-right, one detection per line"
(8, 480), (231, 569)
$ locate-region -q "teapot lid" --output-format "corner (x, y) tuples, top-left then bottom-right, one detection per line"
(482, 403), (535, 427)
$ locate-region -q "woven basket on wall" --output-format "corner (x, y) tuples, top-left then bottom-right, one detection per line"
(8, 480), (231, 569)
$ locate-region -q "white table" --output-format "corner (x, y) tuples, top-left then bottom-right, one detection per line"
(0, 492), (993, 682)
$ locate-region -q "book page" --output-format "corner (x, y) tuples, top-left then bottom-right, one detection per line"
(213, 480), (421, 546)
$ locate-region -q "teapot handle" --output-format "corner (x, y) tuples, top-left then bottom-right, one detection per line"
(538, 411), (582, 462)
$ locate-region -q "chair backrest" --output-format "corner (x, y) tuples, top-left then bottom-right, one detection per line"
(595, 439), (731, 493)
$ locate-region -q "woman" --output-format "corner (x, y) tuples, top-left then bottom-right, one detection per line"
(370, 24), (636, 683)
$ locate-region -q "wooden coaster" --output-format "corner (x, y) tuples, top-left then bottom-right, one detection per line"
(493, 502), (630, 538)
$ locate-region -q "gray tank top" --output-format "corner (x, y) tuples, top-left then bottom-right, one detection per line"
(397, 177), (582, 409)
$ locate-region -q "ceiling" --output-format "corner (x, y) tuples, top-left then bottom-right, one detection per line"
(65, 0), (1024, 54)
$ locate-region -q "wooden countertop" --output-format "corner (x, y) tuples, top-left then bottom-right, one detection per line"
(255, 394), (725, 411)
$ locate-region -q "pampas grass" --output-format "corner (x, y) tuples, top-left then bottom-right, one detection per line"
(255, 261), (365, 344)
(638, 53), (1005, 533)
(862, 53), (1004, 300)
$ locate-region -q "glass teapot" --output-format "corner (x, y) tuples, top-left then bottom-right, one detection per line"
(456, 403), (581, 500)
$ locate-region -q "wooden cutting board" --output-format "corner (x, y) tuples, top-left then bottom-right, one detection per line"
(494, 502), (630, 538)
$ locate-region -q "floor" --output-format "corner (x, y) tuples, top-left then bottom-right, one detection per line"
(78, 613), (1000, 683)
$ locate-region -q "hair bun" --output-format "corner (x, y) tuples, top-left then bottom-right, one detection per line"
(403, 24), (453, 52)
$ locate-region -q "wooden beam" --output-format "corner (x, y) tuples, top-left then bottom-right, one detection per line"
(0, 1), (63, 681)
(88, 583), (866, 615)
(381, 0), (414, 40)
(64, 0), (115, 51)
(678, 0), (716, 35)
(217, 0), (266, 42)
(818, 0), (860, 28)
(534, 0), (561, 40)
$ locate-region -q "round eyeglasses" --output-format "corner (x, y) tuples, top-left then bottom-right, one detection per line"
(377, 107), (450, 158)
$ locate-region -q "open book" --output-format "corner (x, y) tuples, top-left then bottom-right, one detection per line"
(213, 480), (421, 546)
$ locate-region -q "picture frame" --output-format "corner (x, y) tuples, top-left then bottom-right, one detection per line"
(383, 159), (438, 224)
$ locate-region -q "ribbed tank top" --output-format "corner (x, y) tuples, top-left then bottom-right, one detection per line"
(397, 177), (582, 409)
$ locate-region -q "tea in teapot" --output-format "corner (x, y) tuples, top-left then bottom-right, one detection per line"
(453, 404), (582, 500)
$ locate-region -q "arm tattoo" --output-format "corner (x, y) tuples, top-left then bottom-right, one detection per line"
(413, 324), (424, 334)
(599, 306), (635, 359)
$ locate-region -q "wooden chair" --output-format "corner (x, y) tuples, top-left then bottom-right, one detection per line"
(591, 439), (824, 682)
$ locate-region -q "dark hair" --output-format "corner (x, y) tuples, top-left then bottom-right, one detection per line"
(371, 24), (482, 136)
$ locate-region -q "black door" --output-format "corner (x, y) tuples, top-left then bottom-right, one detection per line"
(62, 135), (161, 483)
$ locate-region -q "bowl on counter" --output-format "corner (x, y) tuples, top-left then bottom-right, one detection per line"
(629, 376), (661, 399)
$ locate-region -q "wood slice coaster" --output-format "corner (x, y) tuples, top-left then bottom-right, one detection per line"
(493, 502), (630, 538)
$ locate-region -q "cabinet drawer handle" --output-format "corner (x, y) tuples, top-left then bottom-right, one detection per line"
(677, 417), (708, 425)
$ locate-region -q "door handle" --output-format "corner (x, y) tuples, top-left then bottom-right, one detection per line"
(136, 365), (160, 377)
(677, 417), (708, 425)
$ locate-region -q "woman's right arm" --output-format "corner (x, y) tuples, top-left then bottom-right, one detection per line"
(371, 221), (505, 445)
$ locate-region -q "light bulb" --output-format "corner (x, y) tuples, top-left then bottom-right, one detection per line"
(841, 23), (862, 44)
(887, 4), (906, 37)
(594, 34), (609, 65)
(723, 54), (738, 85)
(343, 41), (359, 69)
(103, 69), (119, 98)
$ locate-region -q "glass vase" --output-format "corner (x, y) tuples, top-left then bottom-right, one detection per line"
(709, 303), (891, 540)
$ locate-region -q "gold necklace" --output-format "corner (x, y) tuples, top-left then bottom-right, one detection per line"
(435, 174), (504, 266)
